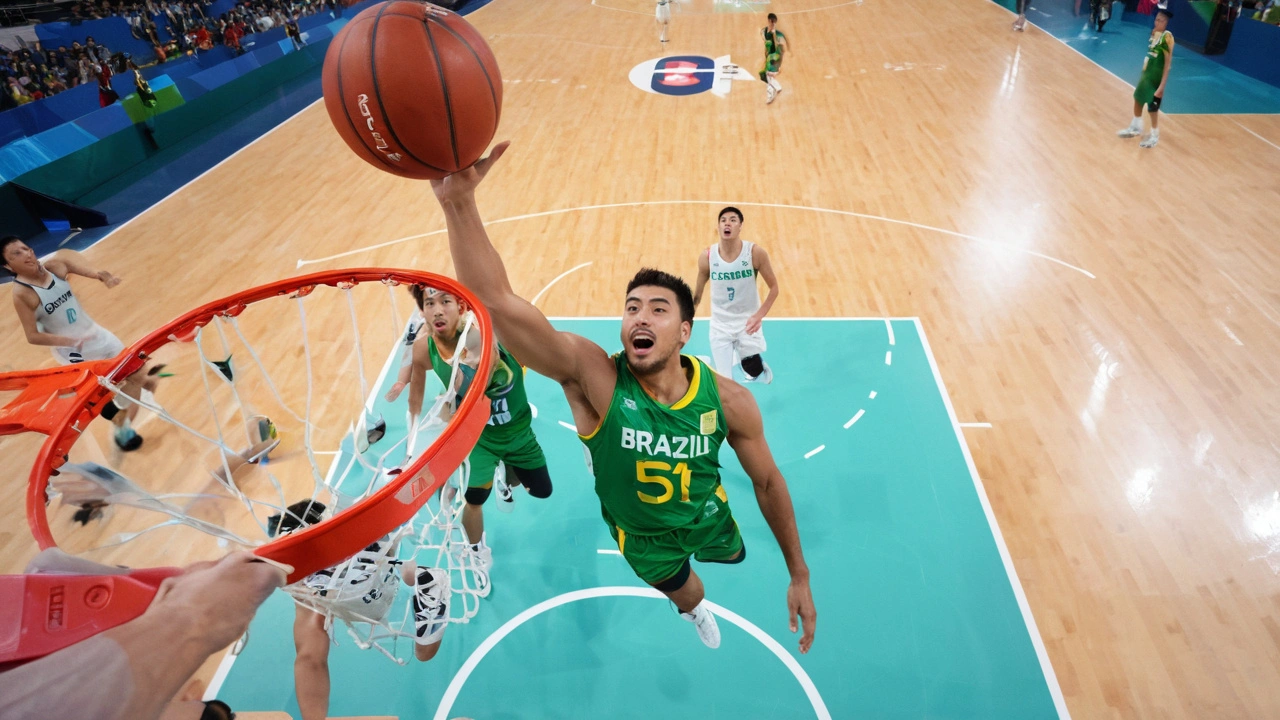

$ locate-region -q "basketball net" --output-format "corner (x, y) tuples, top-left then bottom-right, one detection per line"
(2, 270), (494, 665)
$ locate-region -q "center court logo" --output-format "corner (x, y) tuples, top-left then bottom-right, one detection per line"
(628, 55), (752, 97)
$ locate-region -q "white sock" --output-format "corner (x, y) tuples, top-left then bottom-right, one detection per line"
(1150, 128), (1159, 137)
(769, 78), (782, 92)
(1128, 117), (1142, 131)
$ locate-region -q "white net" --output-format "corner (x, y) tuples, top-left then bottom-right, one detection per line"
(38, 273), (494, 664)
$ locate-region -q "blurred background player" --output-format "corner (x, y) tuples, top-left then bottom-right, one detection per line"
(759, 13), (788, 104)
(2, 236), (161, 451)
(272, 500), (449, 720)
(1013, 0), (1029, 30)
(656, 0), (672, 44)
(692, 207), (780, 384)
(1117, 8), (1173, 149)
(406, 285), (553, 596)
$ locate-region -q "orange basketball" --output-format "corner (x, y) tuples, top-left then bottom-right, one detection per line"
(321, 1), (502, 179)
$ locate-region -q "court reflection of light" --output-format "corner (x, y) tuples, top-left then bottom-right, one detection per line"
(1079, 343), (1118, 440)
(1244, 492), (1280, 543)
(1126, 466), (1159, 512)
(1193, 431), (1214, 466)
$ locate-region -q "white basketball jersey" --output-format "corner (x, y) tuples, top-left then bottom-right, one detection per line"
(708, 241), (761, 329)
(16, 271), (96, 338)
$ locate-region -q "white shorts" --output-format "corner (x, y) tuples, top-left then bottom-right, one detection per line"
(52, 326), (124, 365)
(656, 2), (671, 22)
(300, 551), (401, 626)
(709, 324), (767, 377)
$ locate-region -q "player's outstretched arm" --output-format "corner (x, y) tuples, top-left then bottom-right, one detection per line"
(430, 142), (614, 402)
(692, 248), (711, 309)
(48, 250), (120, 288)
(722, 379), (816, 654)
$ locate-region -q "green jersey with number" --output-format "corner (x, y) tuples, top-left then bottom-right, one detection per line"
(580, 354), (728, 535)
(427, 335), (531, 448)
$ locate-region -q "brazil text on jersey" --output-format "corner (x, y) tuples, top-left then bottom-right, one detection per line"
(620, 427), (714, 459)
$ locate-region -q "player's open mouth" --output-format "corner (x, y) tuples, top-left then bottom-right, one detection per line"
(631, 334), (655, 354)
(433, 320), (448, 330)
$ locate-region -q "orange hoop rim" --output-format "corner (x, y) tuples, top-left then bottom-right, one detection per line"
(19, 268), (495, 584)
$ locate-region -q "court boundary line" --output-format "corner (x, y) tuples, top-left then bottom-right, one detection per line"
(295, 200), (1095, 278)
(1230, 119), (1280, 153)
(913, 317), (1071, 719)
(431, 586), (831, 720)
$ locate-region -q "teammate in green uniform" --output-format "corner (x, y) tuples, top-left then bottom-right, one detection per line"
(427, 142), (816, 654)
(405, 284), (552, 597)
(1118, 8), (1174, 149)
(760, 13), (788, 104)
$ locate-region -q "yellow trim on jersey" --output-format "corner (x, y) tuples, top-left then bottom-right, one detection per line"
(669, 356), (702, 411)
(617, 527), (626, 555)
(578, 418), (603, 441)
(715, 484), (728, 503)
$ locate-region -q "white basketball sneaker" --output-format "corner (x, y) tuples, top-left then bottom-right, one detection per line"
(680, 603), (721, 649)
(743, 362), (773, 385)
(411, 567), (450, 645)
(455, 535), (493, 598)
(766, 85), (777, 104)
(1117, 120), (1142, 138)
(1140, 130), (1159, 148)
(493, 464), (514, 513)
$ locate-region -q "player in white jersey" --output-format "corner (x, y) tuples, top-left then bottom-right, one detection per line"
(3, 236), (160, 451)
(274, 499), (450, 720)
(656, 0), (673, 43)
(692, 207), (780, 383)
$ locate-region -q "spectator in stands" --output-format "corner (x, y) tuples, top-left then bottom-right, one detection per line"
(97, 58), (118, 106)
(286, 14), (304, 49)
(224, 19), (244, 54)
(6, 76), (32, 105)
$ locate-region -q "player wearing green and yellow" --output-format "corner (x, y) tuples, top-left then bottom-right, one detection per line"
(406, 284), (552, 598)
(427, 141), (816, 654)
(759, 13), (788, 104)
(1118, 8), (1174, 149)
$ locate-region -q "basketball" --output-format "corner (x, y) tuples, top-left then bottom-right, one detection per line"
(320, 1), (503, 180)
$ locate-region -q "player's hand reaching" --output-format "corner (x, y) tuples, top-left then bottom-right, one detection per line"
(385, 380), (407, 402)
(430, 140), (510, 203)
(745, 313), (765, 335)
(788, 575), (816, 654)
(97, 270), (121, 288)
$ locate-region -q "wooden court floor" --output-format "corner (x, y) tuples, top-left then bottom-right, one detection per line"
(3, 0), (1280, 717)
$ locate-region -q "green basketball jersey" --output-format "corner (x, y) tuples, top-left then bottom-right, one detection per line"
(1140, 31), (1171, 88)
(580, 354), (728, 535)
(427, 334), (531, 448)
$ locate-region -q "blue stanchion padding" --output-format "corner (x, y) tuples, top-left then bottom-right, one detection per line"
(233, 52), (263, 75)
(188, 62), (241, 92)
(1222, 19), (1280, 88)
(74, 104), (135, 139)
(30, 122), (98, 160)
(277, 38), (296, 54)
(150, 75), (176, 91)
(299, 13), (334, 31)
(0, 113), (27, 148)
(0, 138), (51, 183)
(175, 77), (210, 101)
(304, 25), (334, 44)
(252, 43), (285, 65)
(38, 83), (101, 125)
(242, 26), (289, 50)
(193, 46), (236, 69)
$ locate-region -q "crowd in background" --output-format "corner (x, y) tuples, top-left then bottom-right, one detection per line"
(71, 0), (336, 61)
(2, 0), (333, 112)
(2, 37), (118, 109)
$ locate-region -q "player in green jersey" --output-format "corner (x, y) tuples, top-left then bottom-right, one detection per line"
(1118, 8), (1174, 149)
(760, 13), (788, 104)
(427, 142), (816, 654)
(405, 284), (552, 597)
